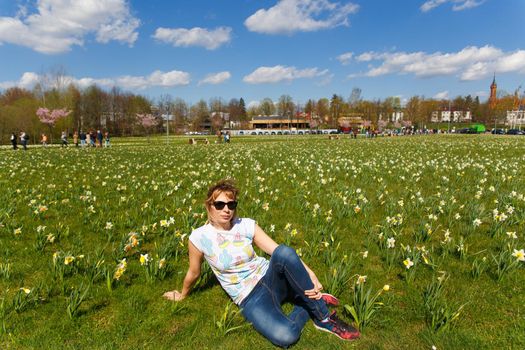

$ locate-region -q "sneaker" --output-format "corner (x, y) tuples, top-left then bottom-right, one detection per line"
(320, 293), (339, 307)
(313, 311), (360, 341)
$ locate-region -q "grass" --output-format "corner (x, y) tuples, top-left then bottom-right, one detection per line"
(0, 134), (524, 349)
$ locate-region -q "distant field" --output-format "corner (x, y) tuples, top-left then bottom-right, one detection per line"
(0, 134), (524, 349)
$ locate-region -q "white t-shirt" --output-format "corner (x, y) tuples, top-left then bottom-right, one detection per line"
(189, 218), (269, 304)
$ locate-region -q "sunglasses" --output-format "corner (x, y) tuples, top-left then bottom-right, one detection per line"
(213, 201), (238, 210)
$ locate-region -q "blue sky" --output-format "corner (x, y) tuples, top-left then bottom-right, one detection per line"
(0, 0), (524, 107)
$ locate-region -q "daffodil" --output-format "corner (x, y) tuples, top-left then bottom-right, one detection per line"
(158, 258), (166, 269)
(357, 275), (367, 285)
(140, 253), (150, 266)
(512, 249), (525, 262)
(403, 258), (414, 269)
(64, 256), (75, 265)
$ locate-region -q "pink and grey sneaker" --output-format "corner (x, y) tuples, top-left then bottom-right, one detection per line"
(321, 293), (340, 307)
(313, 311), (360, 341)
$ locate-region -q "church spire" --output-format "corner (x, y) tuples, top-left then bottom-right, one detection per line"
(489, 74), (497, 110)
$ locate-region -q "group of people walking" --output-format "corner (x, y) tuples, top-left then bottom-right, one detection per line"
(10, 130), (110, 149)
(76, 130), (110, 148)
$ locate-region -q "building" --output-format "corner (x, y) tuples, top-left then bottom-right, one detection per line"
(506, 110), (525, 128)
(431, 110), (472, 123)
(249, 115), (310, 129)
(489, 74), (497, 110)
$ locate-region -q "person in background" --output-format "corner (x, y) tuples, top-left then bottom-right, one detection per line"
(97, 130), (103, 147)
(61, 131), (68, 147)
(80, 131), (87, 147)
(104, 131), (110, 147)
(41, 133), (48, 147)
(89, 130), (96, 147)
(73, 131), (79, 147)
(20, 131), (28, 150)
(164, 179), (359, 348)
(10, 132), (18, 150)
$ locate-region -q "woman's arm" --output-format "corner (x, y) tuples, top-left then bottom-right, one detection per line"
(253, 224), (279, 255)
(163, 240), (203, 301)
(253, 224), (323, 300)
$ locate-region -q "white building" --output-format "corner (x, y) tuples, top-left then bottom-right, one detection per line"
(506, 110), (525, 128)
(391, 111), (403, 122)
(431, 110), (472, 123)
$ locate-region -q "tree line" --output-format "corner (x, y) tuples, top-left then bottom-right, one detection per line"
(0, 82), (515, 144)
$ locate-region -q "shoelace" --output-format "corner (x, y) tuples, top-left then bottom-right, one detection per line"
(331, 314), (350, 331)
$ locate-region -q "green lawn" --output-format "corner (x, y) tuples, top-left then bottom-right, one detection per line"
(0, 134), (524, 349)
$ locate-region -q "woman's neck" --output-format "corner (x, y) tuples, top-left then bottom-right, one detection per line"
(210, 221), (233, 231)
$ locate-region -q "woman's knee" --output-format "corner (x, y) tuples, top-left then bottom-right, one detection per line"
(274, 245), (298, 263)
(269, 325), (301, 348)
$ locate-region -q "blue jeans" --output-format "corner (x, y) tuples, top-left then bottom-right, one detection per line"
(240, 245), (329, 348)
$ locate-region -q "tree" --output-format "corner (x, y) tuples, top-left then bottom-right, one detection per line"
(330, 94), (343, 128)
(304, 99), (315, 116)
(190, 100), (209, 131)
(316, 98), (330, 126)
(173, 98), (188, 133)
(259, 98), (275, 116)
(37, 107), (71, 143)
(380, 97), (400, 124)
(239, 98), (247, 121)
(136, 113), (159, 141)
(404, 96), (421, 123)
(277, 95), (295, 126)
(348, 87), (362, 107)
(228, 98), (241, 122)
(209, 97), (226, 113)
(158, 94), (174, 136)
(80, 85), (106, 130)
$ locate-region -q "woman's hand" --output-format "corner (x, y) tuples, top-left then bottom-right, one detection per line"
(163, 290), (185, 301)
(304, 272), (324, 300)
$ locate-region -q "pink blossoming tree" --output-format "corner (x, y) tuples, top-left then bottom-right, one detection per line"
(36, 107), (72, 143)
(136, 113), (159, 142)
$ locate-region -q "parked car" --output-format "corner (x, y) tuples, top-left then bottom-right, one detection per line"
(458, 128), (477, 134)
(506, 129), (524, 135)
(491, 129), (505, 135)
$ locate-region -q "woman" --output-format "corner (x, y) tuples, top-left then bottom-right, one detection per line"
(164, 180), (359, 347)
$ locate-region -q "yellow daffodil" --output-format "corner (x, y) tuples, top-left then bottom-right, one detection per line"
(403, 258), (414, 269)
(512, 249), (525, 262)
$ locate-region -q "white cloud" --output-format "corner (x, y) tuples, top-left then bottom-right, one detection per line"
(247, 100), (260, 109)
(0, 72), (40, 89)
(0, 0), (140, 54)
(243, 65), (329, 84)
(349, 46), (525, 81)
(199, 72), (231, 85)
(434, 91), (449, 99)
(336, 52), (353, 65)
(245, 0), (359, 35)
(355, 52), (380, 62)
(0, 70), (190, 90)
(421, 0), (485, 12)
(475, 90), (488, 97)
(153, 26), (231, 50)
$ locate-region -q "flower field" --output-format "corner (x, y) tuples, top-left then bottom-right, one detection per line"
(0, 135), (524, 349)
